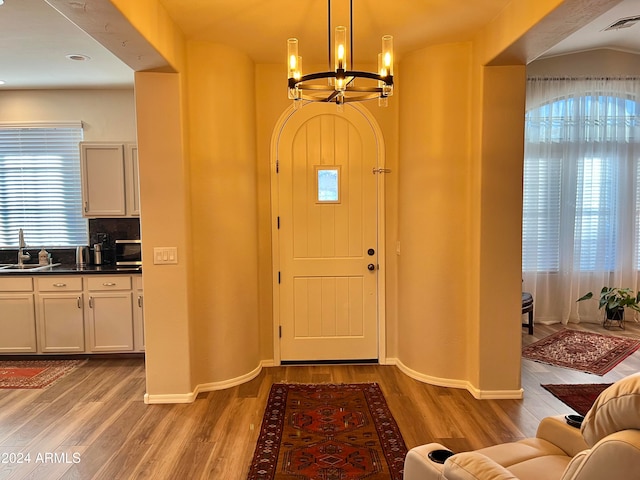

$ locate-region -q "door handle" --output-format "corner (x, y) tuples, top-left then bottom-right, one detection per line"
(367, 263), (376, 271)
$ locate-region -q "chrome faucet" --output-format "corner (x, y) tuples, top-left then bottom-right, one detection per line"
(17, 228), (31, 266)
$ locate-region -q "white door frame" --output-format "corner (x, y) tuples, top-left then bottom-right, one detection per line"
(269, 102), (387, 365)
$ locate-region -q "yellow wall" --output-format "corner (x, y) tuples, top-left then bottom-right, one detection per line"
(254, 64), (290, 361)
(186, 41), (261, 384)
(135, 71), (194, 399)
(109, 0), (597, 400)
(472, 65), (526, 393)
(396, 42), (473, 382)
(109, 0), (186, 72)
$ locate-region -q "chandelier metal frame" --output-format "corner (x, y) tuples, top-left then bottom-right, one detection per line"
(287, 0), (394, 105)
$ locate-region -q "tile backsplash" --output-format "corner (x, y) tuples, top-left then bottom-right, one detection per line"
(89, 218), (140, 245)
(0, 218), (140, 265)
(88, 218), (141, 265)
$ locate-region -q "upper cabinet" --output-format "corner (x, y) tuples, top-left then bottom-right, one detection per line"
(125, 144), (140, 216)
(80, 142), (140, 218)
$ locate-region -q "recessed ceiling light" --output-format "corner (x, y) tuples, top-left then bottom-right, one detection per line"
(0, 80), (6, 86)
(65, 54), (91, 61)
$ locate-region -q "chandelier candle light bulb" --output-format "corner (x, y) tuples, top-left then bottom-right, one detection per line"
(287, 38), (299, 77)
(335, 26), (347, 71)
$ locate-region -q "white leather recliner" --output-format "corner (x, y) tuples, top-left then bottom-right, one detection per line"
(404, 373), (640, 480)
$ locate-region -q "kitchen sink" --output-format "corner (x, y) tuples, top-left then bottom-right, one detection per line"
(0, 263), (61, 272)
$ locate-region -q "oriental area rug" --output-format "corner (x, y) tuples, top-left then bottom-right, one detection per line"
(522, 329), (640, 375)
(0, 359), (86, 389)
(541, 383), (612, 416)
(247, 383), (407, 480)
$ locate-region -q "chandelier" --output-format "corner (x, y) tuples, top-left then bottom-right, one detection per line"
(287, 0), (393, 106)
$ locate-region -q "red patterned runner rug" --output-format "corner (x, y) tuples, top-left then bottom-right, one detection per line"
(541, 383), (612, 416)
(522, 329), (640, 375)
(247, 383), (407, 480)
(0, 359), (87, 389)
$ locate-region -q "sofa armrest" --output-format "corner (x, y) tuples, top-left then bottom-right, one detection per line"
(404, 443), (450, 480)
(443, 452), (518, 480)
(536, 415), (589, 457)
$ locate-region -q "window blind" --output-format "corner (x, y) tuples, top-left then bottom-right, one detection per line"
(0, 123), (87, 248)
(522, 156), (561, 272)
(574, 157), (618, 271)
(523, 91), (638, 273)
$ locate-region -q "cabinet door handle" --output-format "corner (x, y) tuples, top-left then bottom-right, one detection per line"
(77, 296), (82, 309)
(53, 283), (67, 287)
(84, 201), (88, 212)
(89, 297), (93, 308)
(102, 282), (117, 287)
(138, 296), (143, 308)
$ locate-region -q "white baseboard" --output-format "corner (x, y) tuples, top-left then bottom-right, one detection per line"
(195, 361), (266, 393)
(143, 358), (523, 403)
(394, 358), (523, 400)
(144, 391), (197, 404)
(144, 360), (273, 404)
(468, 385), (524, 400)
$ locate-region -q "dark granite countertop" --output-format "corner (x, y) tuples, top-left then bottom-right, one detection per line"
(0, 264), (142, 276)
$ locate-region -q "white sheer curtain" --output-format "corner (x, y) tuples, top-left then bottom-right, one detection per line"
(523, 77), (640, 324)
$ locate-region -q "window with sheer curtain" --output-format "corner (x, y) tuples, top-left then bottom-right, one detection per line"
(523, 78), (640, 324)
(0, 123), (87, 248)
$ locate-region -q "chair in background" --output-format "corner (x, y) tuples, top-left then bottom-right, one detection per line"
(522, 292), (534, 334)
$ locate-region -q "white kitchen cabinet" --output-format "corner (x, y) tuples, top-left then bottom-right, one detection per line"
(125, 144), (141, 216)
(80, 142), (139, 218)
(36, 277), (85, 353)
(0, 278), (36, 353)
(0, 273), (142, 354)
(80, 142), (126, 217)
(86, 276), (134, 352)
(133, 275), (145, 351)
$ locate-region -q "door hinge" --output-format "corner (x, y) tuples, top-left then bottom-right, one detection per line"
(278, 271), (281, 284)
(276, 160), (279, 173)
(279, 325), (282, 338)
(277, 216), (280, 229)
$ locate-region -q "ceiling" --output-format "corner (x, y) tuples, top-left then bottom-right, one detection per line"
(0, 0), (134, 89)
(0, 0), (639, 90)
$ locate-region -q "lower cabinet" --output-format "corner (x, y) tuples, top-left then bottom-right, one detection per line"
(0, 278), (36, 353)
(0, 274), (143, 354)
(37, 277), (85, 353)
(86, 276), (134, 352)
(38, 294), (85, 352)
(134, 275), (145, 351)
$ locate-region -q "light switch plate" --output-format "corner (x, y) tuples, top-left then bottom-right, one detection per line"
(153, 247), (178, 264)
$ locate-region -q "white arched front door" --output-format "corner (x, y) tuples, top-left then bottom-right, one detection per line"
(272, 103), (383, 362)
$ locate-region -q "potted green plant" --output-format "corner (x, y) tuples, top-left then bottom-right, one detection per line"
(577, 287), (640, 327)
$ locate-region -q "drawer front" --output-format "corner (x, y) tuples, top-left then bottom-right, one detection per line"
(37, 276), (83, 292)
(0, 277), (34, 292)
(134, 275), (143, 291)
(87, 276), (131, 291)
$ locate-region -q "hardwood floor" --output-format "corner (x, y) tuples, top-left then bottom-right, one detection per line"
(1, 321), (639, 479)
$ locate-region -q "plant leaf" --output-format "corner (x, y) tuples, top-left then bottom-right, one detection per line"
(576, 292), (593, 302)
